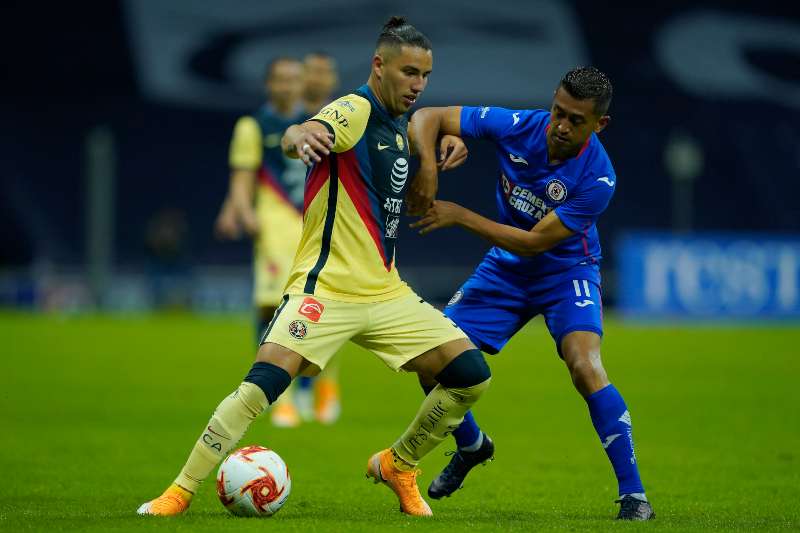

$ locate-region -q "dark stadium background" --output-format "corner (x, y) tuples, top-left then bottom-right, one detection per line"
(2, 0), (799, 311)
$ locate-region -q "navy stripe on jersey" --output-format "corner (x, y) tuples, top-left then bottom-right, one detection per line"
(304, 153), (339, 294)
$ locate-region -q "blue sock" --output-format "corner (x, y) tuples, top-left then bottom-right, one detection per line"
(453, 411), (481, 449)
(420, 382), (481, 449)
(586, 384), (645, 496)
(297, 376), (313, 389)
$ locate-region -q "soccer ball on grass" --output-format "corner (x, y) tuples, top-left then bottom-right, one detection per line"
(216, 445), (291, 516)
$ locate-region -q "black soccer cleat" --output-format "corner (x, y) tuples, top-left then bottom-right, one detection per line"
(615, 495), (655, 520)
(427, 433), (495, 500)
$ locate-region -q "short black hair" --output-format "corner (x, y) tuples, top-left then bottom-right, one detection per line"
(264, 56), (301, 81)
(559, 66), (613, 116)
(376, 16), (432, 54)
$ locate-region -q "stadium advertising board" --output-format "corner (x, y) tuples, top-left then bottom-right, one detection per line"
(618, 233), (800, 319)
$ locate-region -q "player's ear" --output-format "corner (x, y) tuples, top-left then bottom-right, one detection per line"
(372, 54), (384, 81)
(595, 115), (610, 133)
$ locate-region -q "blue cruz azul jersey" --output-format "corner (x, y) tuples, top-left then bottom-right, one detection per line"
(460, 106), (617, 279)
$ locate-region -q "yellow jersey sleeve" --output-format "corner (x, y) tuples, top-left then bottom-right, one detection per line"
(228, 116), (263, 170)
(310, 94), (370, 153)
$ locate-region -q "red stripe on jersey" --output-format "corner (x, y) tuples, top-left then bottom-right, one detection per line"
(304, 157), (330, 214)
(575, 136), (591, 159)
(579, 222), (596, 263)
(260, 167), (301, 215)
(337, 151), (390, 270)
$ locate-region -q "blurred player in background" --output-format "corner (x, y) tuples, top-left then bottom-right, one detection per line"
(214, 54), (342, 428)
(138, 16), (486, 518)
(409, 67), (654, 520)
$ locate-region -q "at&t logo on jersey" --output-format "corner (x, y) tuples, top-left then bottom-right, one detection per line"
(545, 178), (567, 202)
(391, 157), (408, 193)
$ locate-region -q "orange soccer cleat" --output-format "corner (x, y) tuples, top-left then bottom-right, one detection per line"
(136, 483), (192, 516)
(366, 449), (432, 517)
(314, 378), (341, 425)
(270, 401), (301, 428)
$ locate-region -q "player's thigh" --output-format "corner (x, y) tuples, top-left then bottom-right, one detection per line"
(352, 293), (469, 372)
(541, 277), (604, 358)
(443, 275), (531, 355)
(260, 294), (365, 372)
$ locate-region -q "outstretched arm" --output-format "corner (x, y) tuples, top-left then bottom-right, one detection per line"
(410, 200), (573, 256)
(281, 122), (334, 166)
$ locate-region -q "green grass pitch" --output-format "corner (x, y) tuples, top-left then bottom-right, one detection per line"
(1, 311), (798, 531)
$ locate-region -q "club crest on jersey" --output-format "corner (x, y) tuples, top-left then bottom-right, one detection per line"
(396, 133), (405, 151)
(545, 179), (567, 203)
(447, 289), (463, 306)
(288, 320), (308, 340)
(298, 297), (324, 323)
(391, 157), (408, 193)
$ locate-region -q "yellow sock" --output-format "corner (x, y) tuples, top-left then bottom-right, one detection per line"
(174, 382), (268, 492)
(392, 379), (491, 466)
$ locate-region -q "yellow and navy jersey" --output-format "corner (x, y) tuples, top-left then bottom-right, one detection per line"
(284, 84), (413, 302)
(229, 104), (310, 212)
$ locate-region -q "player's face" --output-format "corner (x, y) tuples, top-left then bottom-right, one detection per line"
(376, 45), (433, 116)
(547, 86), (609, 160)
(266, 60), (303, 109)
(303, 55), (338, 103)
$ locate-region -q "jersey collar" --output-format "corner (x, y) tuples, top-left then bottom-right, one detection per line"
(544, 123), (593, 164)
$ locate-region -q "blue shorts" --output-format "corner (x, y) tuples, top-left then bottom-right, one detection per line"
(444, 259), (603, 357)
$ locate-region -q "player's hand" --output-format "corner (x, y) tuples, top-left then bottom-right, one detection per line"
(438, 135), (468, 171)
(406, 165), (438, 216)
(288, 128), (333, 167)
(409, 200), (464, 235)
(214, 201), (241, 240)
(238, 205), (261, 237)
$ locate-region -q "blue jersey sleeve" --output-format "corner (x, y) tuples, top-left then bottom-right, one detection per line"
(460, 106), (519, 141)
(554, 174), (616, 232)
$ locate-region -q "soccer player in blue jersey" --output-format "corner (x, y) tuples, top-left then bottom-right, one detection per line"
(408, 67), (654, 520)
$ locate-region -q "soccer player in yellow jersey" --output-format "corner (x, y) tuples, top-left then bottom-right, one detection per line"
(138, 16), (489, 518)
(215, 55), (343, 427)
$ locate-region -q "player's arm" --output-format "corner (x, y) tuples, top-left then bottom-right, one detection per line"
(282, 94), (369, 166)
(282, 122), (333, 166)
(216, 117), (262, 239)
(406, 106), (463, 215)
(410, 201), (573, 256)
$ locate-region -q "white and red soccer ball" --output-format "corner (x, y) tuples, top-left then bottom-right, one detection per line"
(216, 445), (291, 516)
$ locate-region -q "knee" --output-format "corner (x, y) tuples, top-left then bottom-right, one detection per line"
(435, 349), (492, 389)
(563, 346), (608, 395)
